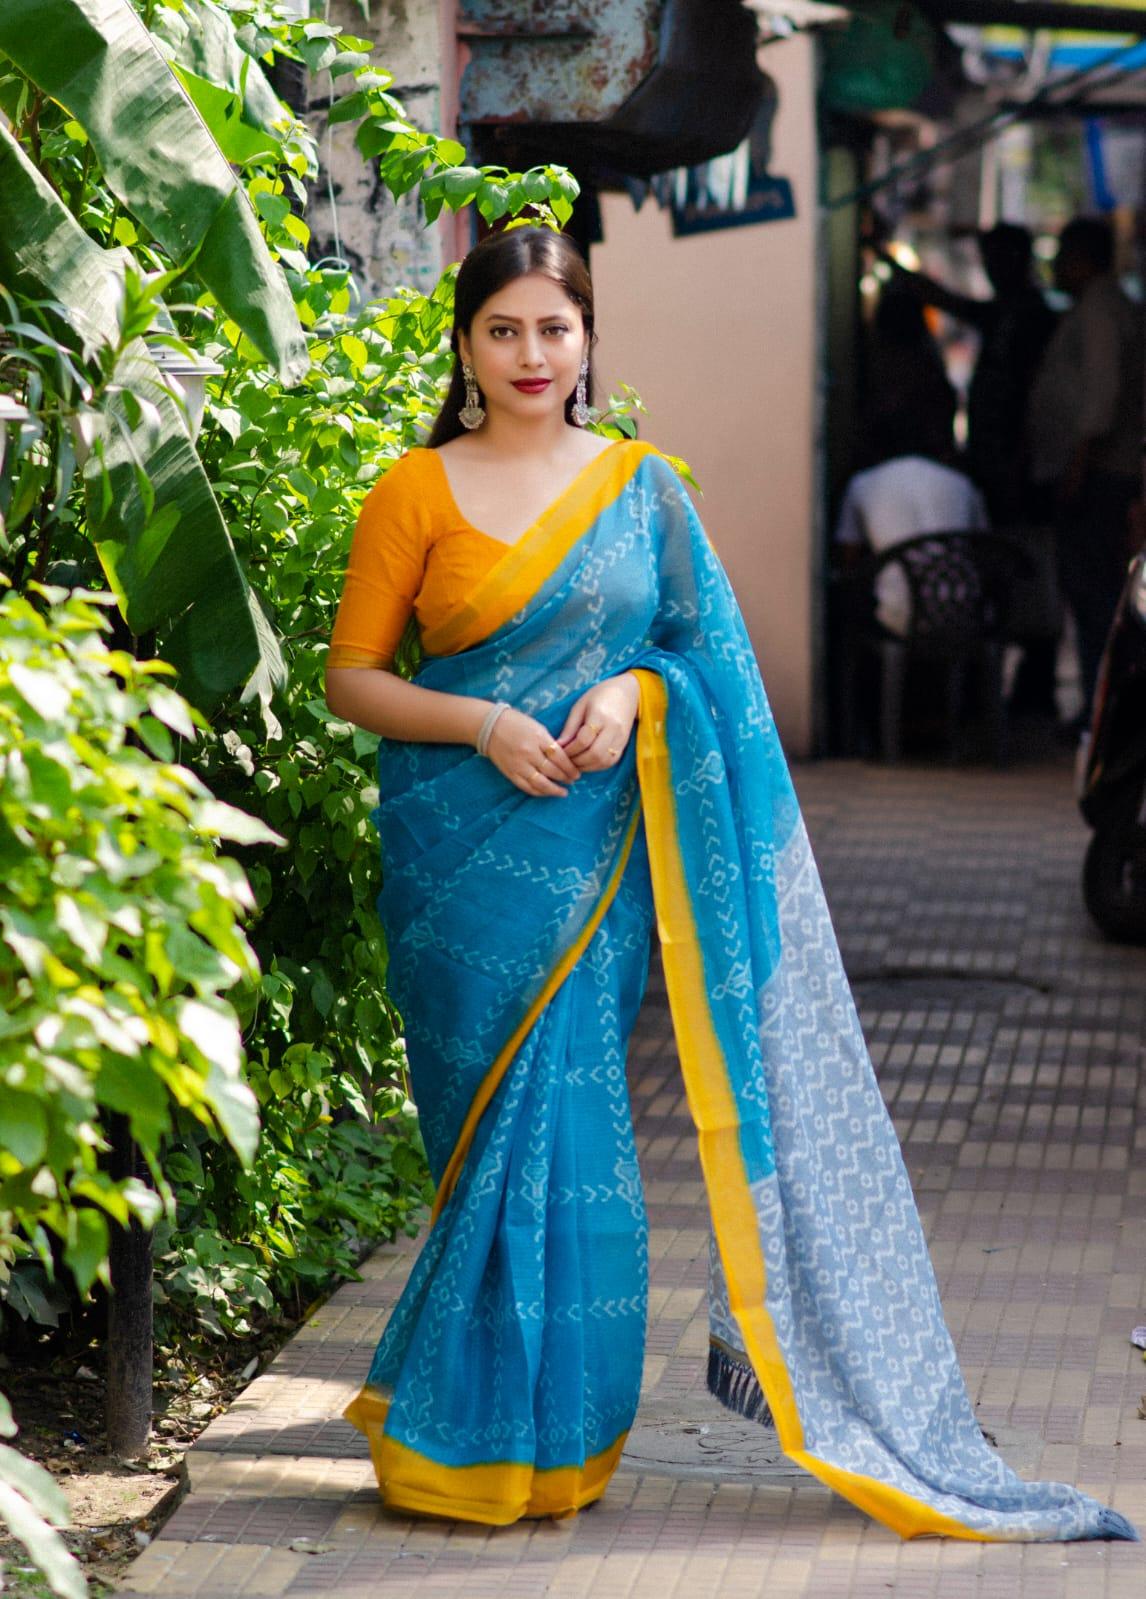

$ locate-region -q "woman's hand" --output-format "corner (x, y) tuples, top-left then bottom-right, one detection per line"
(557, 673), (640, 772)
(485, 707), (583, 798)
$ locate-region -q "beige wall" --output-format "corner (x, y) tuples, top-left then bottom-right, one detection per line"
(591, 35), (819, 755)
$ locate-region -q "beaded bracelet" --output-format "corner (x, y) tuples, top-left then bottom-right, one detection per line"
(475, 700), (511, 758)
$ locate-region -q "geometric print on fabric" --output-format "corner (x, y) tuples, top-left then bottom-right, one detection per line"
(344, 441), (1135, 1540)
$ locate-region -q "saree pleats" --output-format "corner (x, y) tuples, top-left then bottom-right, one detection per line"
(344, 441), (1135, 1541)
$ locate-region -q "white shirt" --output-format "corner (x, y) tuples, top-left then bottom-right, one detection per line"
(834, 455), (990, 636)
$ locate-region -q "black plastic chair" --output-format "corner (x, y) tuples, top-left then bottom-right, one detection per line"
(838, 531), (1034, 764)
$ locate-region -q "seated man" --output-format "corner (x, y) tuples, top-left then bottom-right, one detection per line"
(834, 408), (989, 636)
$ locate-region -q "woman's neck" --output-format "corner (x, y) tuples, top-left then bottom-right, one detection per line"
(474, 412), (578, 460)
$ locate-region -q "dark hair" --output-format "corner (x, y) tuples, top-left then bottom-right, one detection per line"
(426, 226), (596, 448)
(1059, 216), (1114, 273)
(978, 222), (1033, 284)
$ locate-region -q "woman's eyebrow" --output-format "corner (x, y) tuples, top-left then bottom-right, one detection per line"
(481, 311), (572, 323)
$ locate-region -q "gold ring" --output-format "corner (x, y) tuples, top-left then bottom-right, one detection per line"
(546, 741), (560, 754)
(587, 721), (602, 734)
(607, 746), (620, 757)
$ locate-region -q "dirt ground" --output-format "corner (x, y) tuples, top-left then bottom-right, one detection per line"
(1, 1334), (283, 1594)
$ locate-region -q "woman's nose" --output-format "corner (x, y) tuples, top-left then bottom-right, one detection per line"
(518, 333), (545, 367)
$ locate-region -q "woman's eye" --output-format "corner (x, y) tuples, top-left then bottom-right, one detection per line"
(544, 325), (570, 335)
(490, 326), (515, 338)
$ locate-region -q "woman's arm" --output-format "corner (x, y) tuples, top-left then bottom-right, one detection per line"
(325, 665), (489, 745)
(324, 666), (582, 797)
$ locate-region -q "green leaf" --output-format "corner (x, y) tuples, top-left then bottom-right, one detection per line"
(148, 685), (198, 741)
(328, 89), (368, 126)
(441, 166), (482, 201)
(0, 123), (127, 356)
(0, 1473), (85, 1599)
(86, 345), (283, 708)
(152, 0), (300, 158)
(193, 799), (284, 848)
(0, 1090), (48, 1167)
(0, 1447), (71, 1528)
(170, 66), (282, 165)
(95, 1055), (171, 1147)
(7, 663), (71, 722)
(64, 1207), (110, 1295)
(339, 333), (369, 370)
(254, 192), (291, 228)
(0, 0), (307, 382)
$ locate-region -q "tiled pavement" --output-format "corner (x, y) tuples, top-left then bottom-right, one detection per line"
(121, 758), (1146, 1598)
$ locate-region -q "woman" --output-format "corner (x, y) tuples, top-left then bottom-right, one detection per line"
(326, 227), (1134, 1542)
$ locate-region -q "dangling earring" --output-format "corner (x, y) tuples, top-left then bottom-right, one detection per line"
(459, 362), (485, 430)
(571, 357), (591, 427)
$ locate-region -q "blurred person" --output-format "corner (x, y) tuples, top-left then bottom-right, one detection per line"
(1027, 216), (1144, 725)
(863, 286), (956, 472)
(835, 397), (988, 638)
(882, 224), (1057, 524)
(883, 226), (1059, 714)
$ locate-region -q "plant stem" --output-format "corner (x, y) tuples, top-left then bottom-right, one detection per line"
(69, 142), (95, 222)
(18, 90), (44, 167)
(29, 443), (59, 585)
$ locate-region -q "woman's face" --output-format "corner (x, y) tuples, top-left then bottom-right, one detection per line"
(458, 272), (588, 427)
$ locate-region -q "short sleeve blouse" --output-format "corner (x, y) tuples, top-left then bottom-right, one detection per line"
(327, 449), (507, 670)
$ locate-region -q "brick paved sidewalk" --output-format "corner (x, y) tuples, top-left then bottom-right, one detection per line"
(122, 759), (1146, 1598)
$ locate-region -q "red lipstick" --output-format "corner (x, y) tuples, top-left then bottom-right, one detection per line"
(512, 379), (551, 393)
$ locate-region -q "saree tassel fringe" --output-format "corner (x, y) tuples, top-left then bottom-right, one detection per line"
(342, 439), (1138, 1543)
(707, 1340), (775, 1428)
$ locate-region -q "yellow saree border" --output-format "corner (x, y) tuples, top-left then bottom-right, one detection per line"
(344, 804), (641, 1523)
(344, 1386), (625, 1524)
(421, 438), (656, 659)
(631, 668), (993, 1543)
(430, 800), (642, 1224)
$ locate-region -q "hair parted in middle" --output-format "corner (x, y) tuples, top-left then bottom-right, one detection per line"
(426, 226), (596, 448)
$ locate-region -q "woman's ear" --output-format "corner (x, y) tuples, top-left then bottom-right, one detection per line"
(457, 332), (471, 368)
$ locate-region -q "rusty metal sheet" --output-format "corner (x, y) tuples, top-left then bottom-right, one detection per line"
(459, 0), (662, 126)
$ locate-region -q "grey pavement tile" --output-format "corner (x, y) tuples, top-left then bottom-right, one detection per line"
(123, 760), (1146, 1597)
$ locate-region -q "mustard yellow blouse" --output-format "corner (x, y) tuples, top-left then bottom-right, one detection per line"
(327, 448), (509, 670)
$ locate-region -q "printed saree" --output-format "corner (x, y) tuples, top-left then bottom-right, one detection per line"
(343, 439), (1135, 1541)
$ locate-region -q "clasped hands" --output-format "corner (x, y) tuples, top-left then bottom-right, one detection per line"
(481, 672), (640, 798)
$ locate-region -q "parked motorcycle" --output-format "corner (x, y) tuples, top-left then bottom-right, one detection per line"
(1079, 549), (1146, 943)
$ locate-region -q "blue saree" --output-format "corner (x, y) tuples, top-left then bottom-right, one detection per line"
(343, 439), (1135, 1541)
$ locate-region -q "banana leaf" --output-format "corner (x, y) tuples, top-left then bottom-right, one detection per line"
(0, 0), (307, 384)
(0, 122), (124, 355)
(0, 126), (285, 712)
(150, 0), (297, 148)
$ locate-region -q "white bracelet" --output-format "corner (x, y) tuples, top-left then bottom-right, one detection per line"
(475, 700), (511, 757)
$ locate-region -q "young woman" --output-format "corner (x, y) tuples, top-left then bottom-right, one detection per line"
(327, 227), (1133, 1542)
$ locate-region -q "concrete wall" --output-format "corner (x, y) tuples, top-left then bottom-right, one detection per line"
(308, 0), (449, 300)
(591, 35), (819, 756)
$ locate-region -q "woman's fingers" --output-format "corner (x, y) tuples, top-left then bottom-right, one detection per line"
(556, 704), (586, 746)
(518, 765), (567, 797)
(562, 717), (604, 759)
(540, 738), (580, 782)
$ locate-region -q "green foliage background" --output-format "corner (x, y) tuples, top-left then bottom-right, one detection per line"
(0, 2), (609, 1592)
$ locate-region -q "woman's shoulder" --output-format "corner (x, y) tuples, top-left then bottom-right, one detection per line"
(359, 447), (443, 519)
(624, 438), (688, 492)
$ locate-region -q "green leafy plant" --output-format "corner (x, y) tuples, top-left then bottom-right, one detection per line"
(0, 5), (662, 1591)
(0, 582), (277, 1592)
(0, 582), (273, 1300)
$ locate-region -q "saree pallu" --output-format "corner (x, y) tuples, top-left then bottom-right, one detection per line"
(344, 440), (1135, 1541)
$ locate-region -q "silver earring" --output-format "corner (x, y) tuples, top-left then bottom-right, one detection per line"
(571, 358), (590, 427)
(459, 362), (485, 430)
